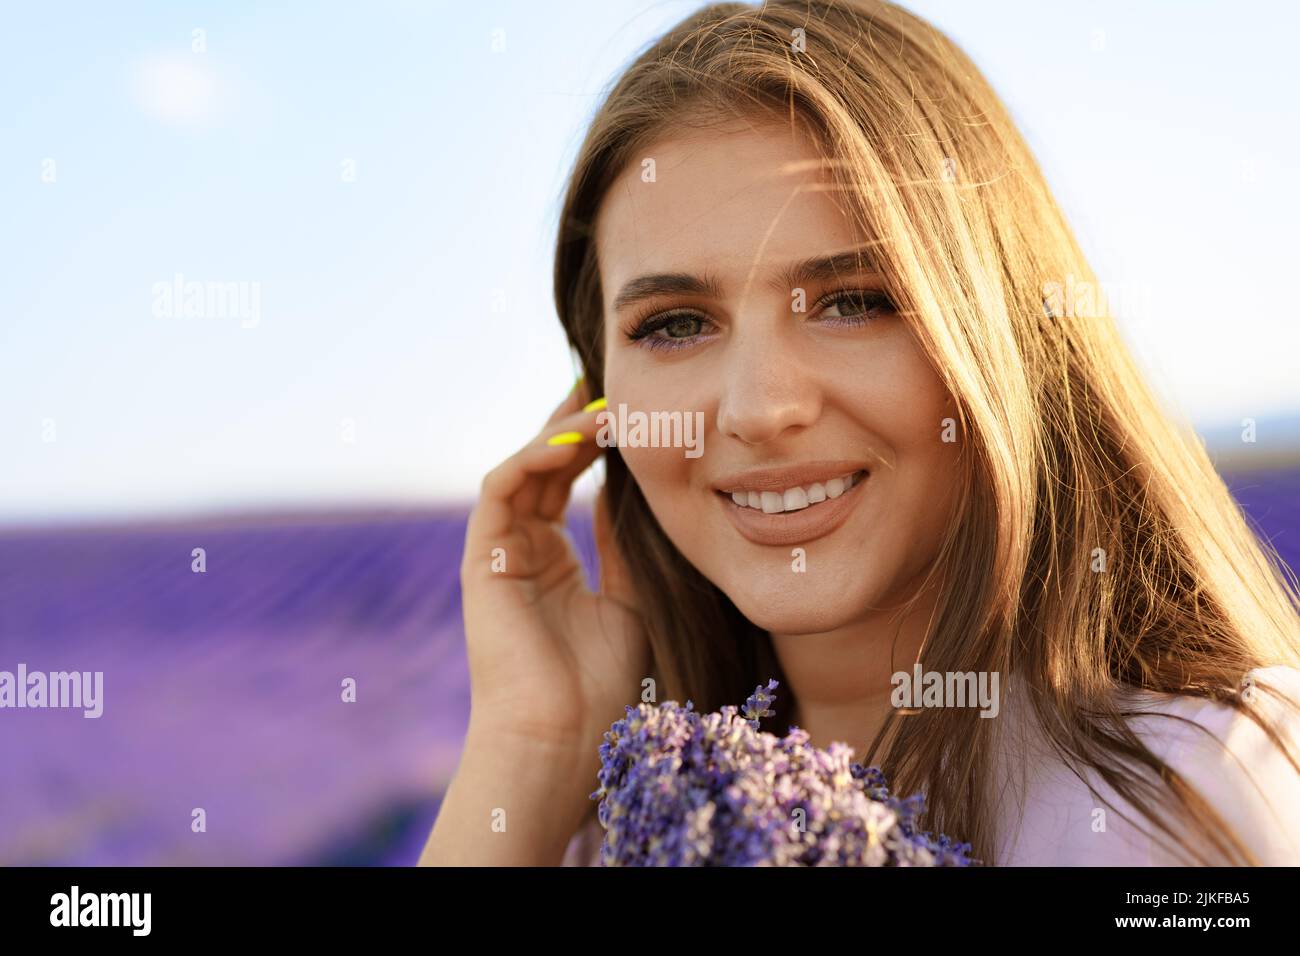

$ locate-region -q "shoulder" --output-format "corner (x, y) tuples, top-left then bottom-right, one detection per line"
(1136, 664), (1300, 865)
(994, 665), (1300, 866)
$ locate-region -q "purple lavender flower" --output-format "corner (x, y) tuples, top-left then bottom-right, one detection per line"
(590, 680), (978, 866)
(742, 679), (778, 729)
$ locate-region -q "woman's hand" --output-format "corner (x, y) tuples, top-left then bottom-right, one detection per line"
(422, 381), (649, 865)
(459, 380), (650, 758)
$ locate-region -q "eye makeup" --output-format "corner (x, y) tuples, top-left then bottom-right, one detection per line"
(622, 287), (897, 352)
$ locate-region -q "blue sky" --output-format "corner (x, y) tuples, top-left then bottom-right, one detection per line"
(3, 0), (1298, 523)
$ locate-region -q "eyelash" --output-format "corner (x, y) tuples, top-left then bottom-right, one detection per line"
(624, 289), (896, 352)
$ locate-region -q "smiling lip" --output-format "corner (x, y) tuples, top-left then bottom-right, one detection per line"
(711, 460), (872, 494)
(713, 461), (871, 546)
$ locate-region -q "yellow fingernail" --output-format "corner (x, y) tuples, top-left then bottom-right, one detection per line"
(547, 431), (584, 446)
(582, 396), (607, 413)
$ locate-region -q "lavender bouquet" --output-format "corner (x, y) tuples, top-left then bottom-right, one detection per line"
(590, 680), (977, 866)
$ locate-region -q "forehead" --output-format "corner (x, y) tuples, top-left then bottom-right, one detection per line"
(593, 119), (861, 304)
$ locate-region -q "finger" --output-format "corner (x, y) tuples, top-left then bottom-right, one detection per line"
(516, 399), (608, 518)
(467, 439), (586, 552)
(536, 441), (603, 521)
(510, 381), (590, 514)
(468, 392), (605, 545)
(467, 386), (602, 560)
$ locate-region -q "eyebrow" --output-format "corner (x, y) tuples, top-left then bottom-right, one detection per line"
(610, 245), (880, 313)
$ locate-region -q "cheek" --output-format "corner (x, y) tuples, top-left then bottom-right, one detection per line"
(874, 368), (962, 560)
(838, 334), (959, 531)
(850, 328), (953, 465)
(905, 372), (958, 491)
(618, 444), (687, 494)
(607, 371), (711, 561)
(617, 443), (709, 570)
(604, 356), (698, 492)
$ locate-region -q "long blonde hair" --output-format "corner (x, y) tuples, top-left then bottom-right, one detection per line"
(552, 0), (1300, 864)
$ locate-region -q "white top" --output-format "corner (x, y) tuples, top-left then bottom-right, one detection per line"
(562, 664), (1300, 866)
(993, 664), (1300, 865)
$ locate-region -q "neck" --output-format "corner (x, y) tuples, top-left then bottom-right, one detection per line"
(770, 578), (940, 759)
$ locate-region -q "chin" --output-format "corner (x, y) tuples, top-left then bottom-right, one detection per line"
(715, 571), (878, 635)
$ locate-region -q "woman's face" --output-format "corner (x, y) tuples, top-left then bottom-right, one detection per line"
(594, 115), (960, 634)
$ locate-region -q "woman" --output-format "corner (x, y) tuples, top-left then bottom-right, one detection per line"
(421, 0), (1300, 866)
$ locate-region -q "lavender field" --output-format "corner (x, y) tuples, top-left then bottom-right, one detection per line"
(0, 506), (600, 866)
(0, 469), (1296, 866)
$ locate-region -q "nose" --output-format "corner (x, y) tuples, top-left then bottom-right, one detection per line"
(715, 322), (822, 445)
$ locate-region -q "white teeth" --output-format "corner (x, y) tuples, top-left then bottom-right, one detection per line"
(726, 471), (863, 514)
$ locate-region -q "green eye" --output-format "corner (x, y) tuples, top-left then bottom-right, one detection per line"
(662, 315), (703, 337)
(820, 291), (895, 323)
(627, 311), (714, 352)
